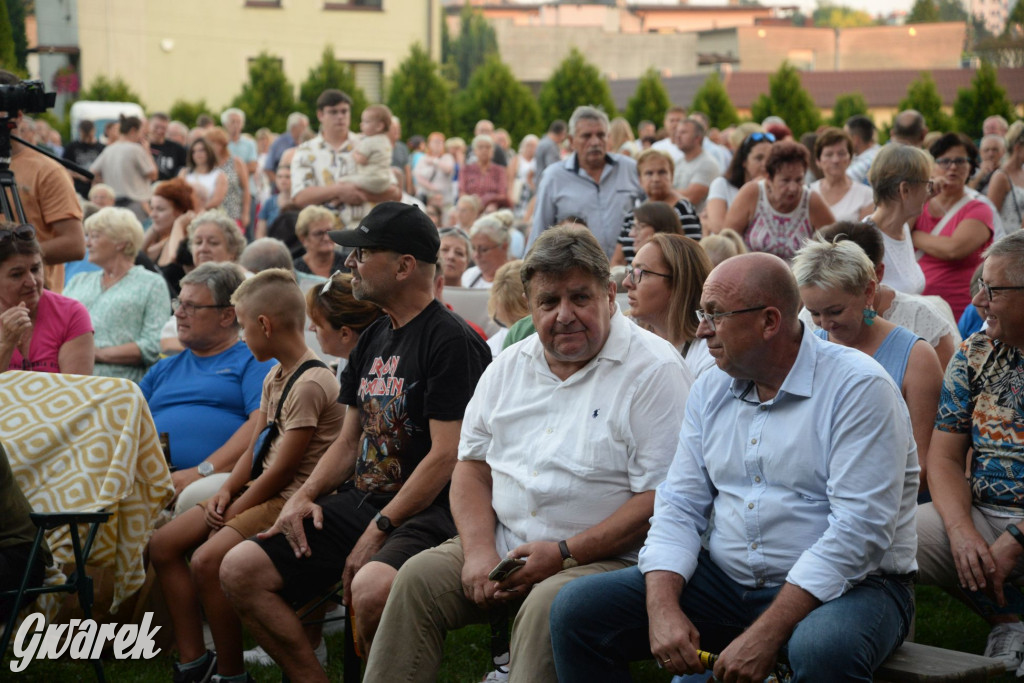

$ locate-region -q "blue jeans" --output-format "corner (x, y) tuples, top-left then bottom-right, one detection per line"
(550, 551), (914, 683)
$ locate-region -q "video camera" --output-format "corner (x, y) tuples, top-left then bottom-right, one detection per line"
(0, 80), (56, 117)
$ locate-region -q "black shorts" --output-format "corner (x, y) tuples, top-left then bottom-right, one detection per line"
(256, 486), (457, 606)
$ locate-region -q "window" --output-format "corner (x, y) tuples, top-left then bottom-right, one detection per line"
(348, 61), (384, 103)
(245, 0), (282, 7)
(324, 0), (382, 10)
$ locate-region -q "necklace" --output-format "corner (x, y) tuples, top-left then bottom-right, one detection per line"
(101, 267), (130, 291)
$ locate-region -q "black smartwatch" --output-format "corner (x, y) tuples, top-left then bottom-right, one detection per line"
(1006, 523), (1024, 549)
(374, 512), (396, 535)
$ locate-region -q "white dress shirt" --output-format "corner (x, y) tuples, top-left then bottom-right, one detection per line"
(460, 309), (693, 561)
(639, 324), (919, 603)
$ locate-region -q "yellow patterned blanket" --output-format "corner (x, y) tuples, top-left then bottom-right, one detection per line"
(0, 371), (174, 612)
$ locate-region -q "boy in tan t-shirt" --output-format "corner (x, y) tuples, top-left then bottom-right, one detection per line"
(150, 268), (344, 682)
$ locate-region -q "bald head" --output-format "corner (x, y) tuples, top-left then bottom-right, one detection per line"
(710, 253), (801, 321)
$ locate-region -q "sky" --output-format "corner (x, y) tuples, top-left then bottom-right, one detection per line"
(688, 0), (923, 18)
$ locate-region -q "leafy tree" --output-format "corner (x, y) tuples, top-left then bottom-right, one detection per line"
(974, 35), (1024, 67)
(298, 47), (369, 129)
(812, 2), (875, 28)
(749, 61), (821, 138)
(79, 74), (144, 107)
(453, 54), (539, 143)
(690, 73), (739, 130)
(538, 47), (617, 127)
(829, 93), (871, 127)
(229, 52), (295, 134)
(169, 99), (213, 127)
(443, 3), (499, 90)
(953, 61), (1017, 138)
(937, 0), (967, 21)
(624, 68), (671, 130)
(386, 43), (452, 140)
(897, 71), (954, 132)
(0, 0), (17, 75)
(907, 0), (940, 23)
(1006, 0), (1024, 37)
(5, 0), (27, 72)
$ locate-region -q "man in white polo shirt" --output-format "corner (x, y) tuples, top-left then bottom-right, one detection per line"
(363, 225), (693, 683)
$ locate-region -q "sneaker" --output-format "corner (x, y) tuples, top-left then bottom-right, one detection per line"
(321, 603), (347, 636)
(173, 650), (217, 683)
(985, 622), (1024, 671)
(243, 640), (327, 668)
(481, 667), (509, 682)
(210, 675), (255, 683)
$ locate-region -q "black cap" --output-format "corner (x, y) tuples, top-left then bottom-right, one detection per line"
(329, 202), (439, 264)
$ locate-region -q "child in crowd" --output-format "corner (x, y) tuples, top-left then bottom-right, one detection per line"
(149, 268), (345, 683)
(338, 103), (394, 194)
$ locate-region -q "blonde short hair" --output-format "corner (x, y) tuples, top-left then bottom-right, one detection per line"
(84, 206), (144, 259)
(231, 267), (305, 331)
(487, 260), (528, 325)
(296, 205), (340, 240)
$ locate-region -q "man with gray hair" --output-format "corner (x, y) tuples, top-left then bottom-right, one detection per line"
(363, 225), (693, 683)
(917, 231), (1024, 672)
(265, 111), (309, 187)
(971, 134), (1007, 194)
(141, 262), (275, 514)
(984, 115), (1010, 139)
(891, 109), (928, 148)
(528, 106), (642, 258)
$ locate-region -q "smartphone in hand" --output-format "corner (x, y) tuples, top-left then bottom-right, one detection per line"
(488, 556), (525, 582)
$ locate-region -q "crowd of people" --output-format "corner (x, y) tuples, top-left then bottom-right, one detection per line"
(4, 60), (1024, 682)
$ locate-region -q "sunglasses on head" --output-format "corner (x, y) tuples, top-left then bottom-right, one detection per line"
(745, 132), (776, 147)
(0, 224), (35, 245)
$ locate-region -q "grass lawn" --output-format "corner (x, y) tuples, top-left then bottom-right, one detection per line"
(2, 585), (1017, 682)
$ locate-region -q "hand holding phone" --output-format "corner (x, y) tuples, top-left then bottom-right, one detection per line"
(488, 556), (525, 582)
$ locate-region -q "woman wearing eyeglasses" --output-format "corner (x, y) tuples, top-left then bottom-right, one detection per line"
(293, 206), (348, 279)
(864, 144), (935, 295)
(704, 131), (774, 234)
(793, 238), (942, 498)
(0, 224), (94, 375)
(623, 233), (716, 378)
(913, 133), (994, 319)
(462, 211), (513, 289)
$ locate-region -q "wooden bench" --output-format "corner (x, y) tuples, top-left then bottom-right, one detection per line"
(875, 641), (1008, 682)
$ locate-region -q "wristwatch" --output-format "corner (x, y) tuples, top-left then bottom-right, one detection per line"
(374, 512), (396, 535)
(197, 461), (215, 477)
(1006, 523), (1024, 549)
(558, 540), (579, 570)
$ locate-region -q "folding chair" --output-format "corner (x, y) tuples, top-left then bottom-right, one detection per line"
(1, 510), (112, 682)
(278, 583), (360, 683)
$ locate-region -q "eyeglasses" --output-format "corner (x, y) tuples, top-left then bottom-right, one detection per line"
(625, 266), (671, 286)
(935, 157), (970, 168)
(172, 298), (230, 316)
(979, 280), (1024, 302)
(744, 132), (776, 147)
(907, 179), (936, 196)
(440, 228), (470, 240)
(0, 224), (35, 245)
(695, 305), (768, 333)
(320, 270), (344, 295)
(472, 243), (497, 255)
(351, 246), (385, 263)
(309, 229), (332, 240)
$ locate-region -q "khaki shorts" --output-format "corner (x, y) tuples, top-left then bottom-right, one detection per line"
(222, 496), (286, 539)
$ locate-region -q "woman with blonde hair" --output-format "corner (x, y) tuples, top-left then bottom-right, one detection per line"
(294, 206), (346, 278)
(608, 117), (639, 158)
(66, 207), (171, 381)
(987, 120), (1024, 233)
(623, 232), (715, 377)
(699, 228), (748, 267)
(793, 237), (942, 496)
(462, 210), (514, 289)
(485, 260), (528, 356)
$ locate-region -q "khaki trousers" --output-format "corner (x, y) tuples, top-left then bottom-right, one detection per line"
(362, 536), (632, 683)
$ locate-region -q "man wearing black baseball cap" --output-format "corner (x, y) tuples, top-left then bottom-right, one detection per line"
(222, 201), (491, 680)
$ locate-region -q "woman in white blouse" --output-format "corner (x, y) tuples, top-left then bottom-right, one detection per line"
(863, 143), (935, 295)
(810, 127), (874, 222)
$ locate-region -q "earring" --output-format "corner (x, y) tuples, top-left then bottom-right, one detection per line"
(863, 307), (877, 326)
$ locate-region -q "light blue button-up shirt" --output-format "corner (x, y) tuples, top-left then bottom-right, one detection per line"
(639, 325), (919, 603)
(528, 152), (642, 258)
